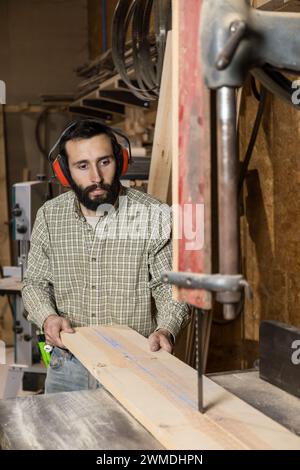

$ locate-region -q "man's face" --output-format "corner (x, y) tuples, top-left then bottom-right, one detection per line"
(66, 134), (120, 211)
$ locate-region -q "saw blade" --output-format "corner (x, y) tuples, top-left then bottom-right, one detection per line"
(196, 309), (204, 413)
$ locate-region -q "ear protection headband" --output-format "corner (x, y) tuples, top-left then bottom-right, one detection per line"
(48, 119), (132, 187)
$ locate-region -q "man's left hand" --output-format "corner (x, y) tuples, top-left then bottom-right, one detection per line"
(148, 328), (174, 354)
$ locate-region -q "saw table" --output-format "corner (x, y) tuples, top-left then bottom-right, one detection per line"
(0, 324), (299, 450)
(0, 388), (162, 450)
(0, 368), (299, 450)
(210, 370), (300, 437)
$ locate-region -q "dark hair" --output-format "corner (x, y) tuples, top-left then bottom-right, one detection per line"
(59, 120), (122, 173)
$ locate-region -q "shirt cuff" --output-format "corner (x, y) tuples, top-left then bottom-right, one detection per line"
(29, 305), (58, 331)
(155, 317), (183, 341)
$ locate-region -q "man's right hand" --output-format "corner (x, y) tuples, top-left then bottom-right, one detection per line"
(43, 314), (75, 349)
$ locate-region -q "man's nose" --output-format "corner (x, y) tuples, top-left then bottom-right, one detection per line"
(90, 165), (103, 183)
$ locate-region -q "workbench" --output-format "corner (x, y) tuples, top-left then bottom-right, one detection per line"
(1, 323), (299, 450)
(210, 370), (300, 436)
(0, 277), (21, 295)
(1, 369), (299, 450)
(0, 388), (162, 450)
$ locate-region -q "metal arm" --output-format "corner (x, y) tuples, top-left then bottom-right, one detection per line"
(201, 0), (300, 89)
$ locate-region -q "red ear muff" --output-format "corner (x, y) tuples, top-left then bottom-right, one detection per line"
(53, 155), (71, 187)
(121, 147), (129, 176)
(49, 120), (132, 184)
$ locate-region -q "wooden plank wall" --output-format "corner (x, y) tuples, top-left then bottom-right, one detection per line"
(240, 81), (300, 339)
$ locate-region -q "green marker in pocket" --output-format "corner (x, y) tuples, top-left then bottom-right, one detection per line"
(37, 331), (53, 368)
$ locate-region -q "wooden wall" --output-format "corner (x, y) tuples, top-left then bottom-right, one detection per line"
(207, 80), (300, 373)
(88, 0), (118, 59)
(0, 0), (88, 104)
(240, 82), (300, 334)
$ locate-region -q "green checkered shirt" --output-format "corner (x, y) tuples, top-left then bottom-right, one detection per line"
(22, 187), (190, 339)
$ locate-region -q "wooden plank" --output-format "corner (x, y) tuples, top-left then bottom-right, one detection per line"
(0, 277), (21, 293)
(172, 0), (211, 308)
(4, 105), (63, 113)
(171, 0), (191, 365)
(62, 326), (300, 450)
(252, 0), (292, 8)
(0, 105), (12, 345)
(172, 0), (180, 301)
(147, 32), (172, 203)
(252, 0), (271, 6)
(0, 106), (11, 266)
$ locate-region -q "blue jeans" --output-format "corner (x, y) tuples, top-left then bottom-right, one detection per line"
(45, 347), (101, 393)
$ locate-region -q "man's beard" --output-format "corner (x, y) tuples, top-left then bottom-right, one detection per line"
(70, 175), (120, 212)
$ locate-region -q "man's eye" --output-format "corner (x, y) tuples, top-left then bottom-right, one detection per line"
(78, 164), (88, 170)
(100, 158), (111, 166)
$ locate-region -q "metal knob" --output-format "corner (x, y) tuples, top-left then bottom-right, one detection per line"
(13, 323), (23, 334)
(16, 224), (27, 234)
(216, 20), (247, 71)
(12, 204), (22, 217)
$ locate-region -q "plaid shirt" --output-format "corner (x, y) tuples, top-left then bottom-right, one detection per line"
(22, 187), (190, 339)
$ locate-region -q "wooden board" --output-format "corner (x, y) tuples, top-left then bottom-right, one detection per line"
(0, 107), (10, 267)
(0, 277), (22, 293)
(147, 32), (172, 203)
(62, 326), (300, 450)
(0, 106), (13, 345)
(172, 0), (211, 308)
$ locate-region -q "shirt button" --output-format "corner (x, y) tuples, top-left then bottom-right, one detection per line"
(91, 258), (96, 262)
(91, 314), (96, 317)
(92, 285), (96, 289)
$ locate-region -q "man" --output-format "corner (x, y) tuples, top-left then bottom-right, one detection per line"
(22, 120), (190, 393)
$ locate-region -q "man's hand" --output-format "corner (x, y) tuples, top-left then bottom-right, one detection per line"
(43, 314), (74, 349)
(148, 328), (174, 354)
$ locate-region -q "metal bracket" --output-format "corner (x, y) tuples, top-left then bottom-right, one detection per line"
(161, 272), (253, 300)
(201, 0), (300, 89)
